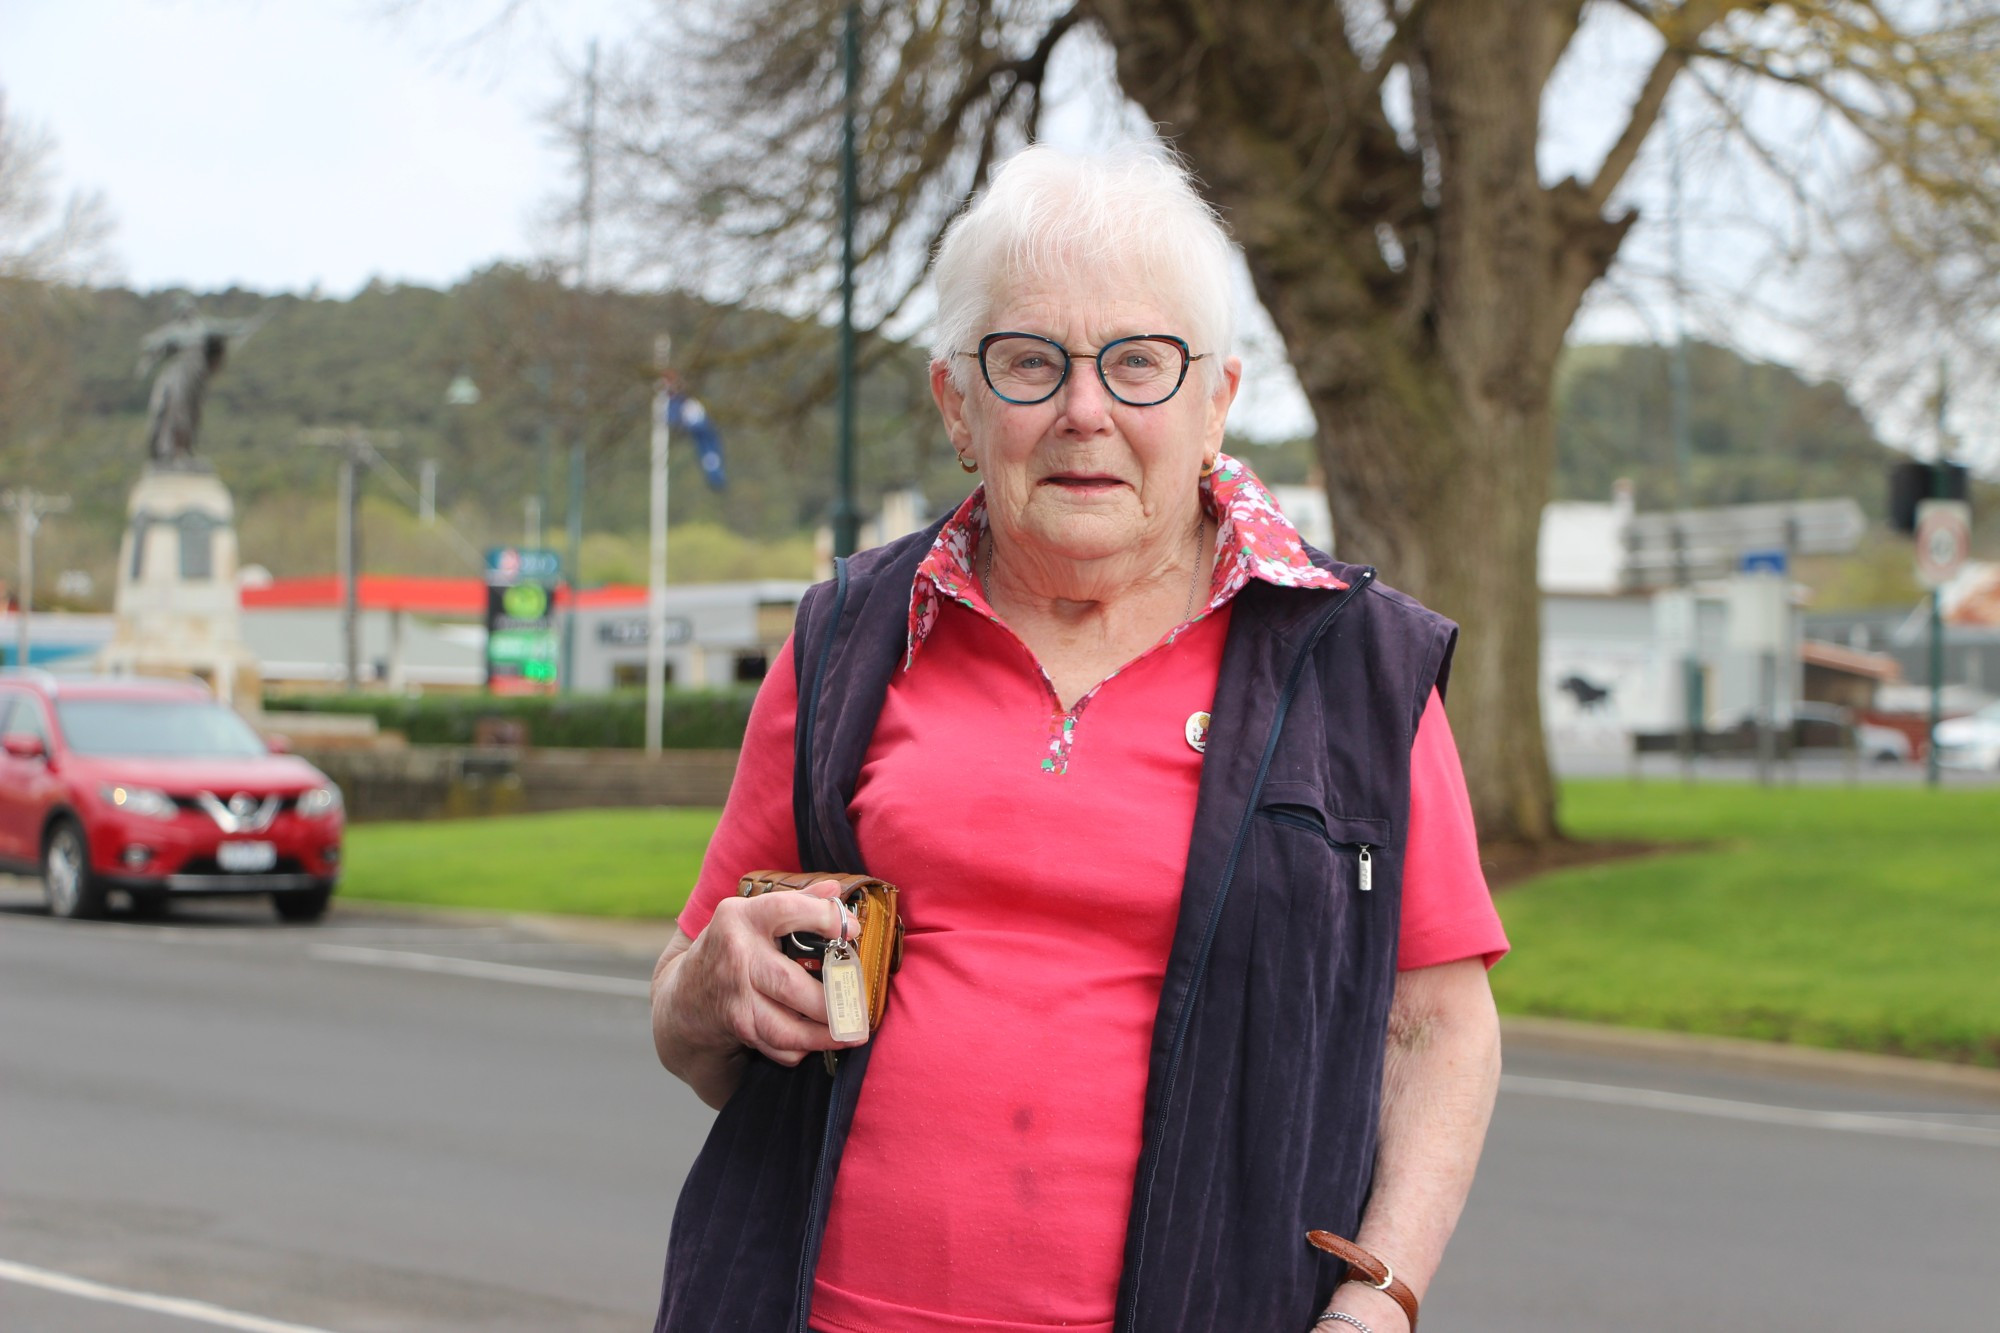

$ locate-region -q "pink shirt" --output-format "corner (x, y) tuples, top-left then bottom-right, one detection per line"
(677, 457), (1507, 1332)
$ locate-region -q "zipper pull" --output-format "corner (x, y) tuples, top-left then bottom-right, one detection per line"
(1357, 845), (1373, 893)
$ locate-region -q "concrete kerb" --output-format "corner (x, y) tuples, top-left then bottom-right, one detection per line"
(1501, 1014), (2000, 1101)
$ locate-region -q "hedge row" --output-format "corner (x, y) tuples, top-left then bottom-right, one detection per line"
(263, 688), (757, 750)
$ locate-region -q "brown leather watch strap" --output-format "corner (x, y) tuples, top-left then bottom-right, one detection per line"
(1305, 1231), (1419, 1331)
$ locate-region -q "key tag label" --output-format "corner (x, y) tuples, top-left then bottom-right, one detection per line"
(822, 939), (870, 1043)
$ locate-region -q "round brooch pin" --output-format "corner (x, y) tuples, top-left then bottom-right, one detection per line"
(1185, 711), (1211, 753)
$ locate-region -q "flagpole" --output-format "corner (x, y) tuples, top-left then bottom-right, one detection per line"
(647, 336), (671, 758)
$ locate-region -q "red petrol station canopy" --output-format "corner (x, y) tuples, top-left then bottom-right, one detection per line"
(240, 575), (647, 616)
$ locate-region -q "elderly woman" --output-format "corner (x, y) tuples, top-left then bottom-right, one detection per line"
(650, 146), (1506, 1333)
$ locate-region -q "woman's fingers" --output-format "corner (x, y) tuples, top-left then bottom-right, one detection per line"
(746, 935), (829, 1024)
(688, 886), (868, 1061)
(738, 993), (842, 1065)
(747, 878), (859, 942)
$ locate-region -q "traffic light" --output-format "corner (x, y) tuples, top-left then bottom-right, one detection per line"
(1889, 460), (1969, 534)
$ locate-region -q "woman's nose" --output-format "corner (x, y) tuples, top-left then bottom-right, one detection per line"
(1054, 363), (1115, 433)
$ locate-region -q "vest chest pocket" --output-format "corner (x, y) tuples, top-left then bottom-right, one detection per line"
(1255, 780), (1392, 898)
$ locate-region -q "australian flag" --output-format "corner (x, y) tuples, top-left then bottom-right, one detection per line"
(666, 392), (727, 490)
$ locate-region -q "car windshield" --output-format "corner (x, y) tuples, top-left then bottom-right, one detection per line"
(56, 699), (269, 759)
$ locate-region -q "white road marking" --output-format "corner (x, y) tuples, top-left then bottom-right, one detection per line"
(309, 943), (650, 997)
(0, 1259), (338, 1333)
(1503, 1074), (2000, 1148)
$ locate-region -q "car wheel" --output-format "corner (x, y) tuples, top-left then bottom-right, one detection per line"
(272, 884), (334, 923)
(43, 819), (107, 920)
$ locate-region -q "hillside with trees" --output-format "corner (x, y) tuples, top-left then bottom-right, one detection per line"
(1553, 342), (1898, 514)
(4, 268), (962, 599)
(1, 271), (1979, 612)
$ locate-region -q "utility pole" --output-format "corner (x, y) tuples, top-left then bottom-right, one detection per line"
(563, 37), (600, 694)
(1667, 102), (1700, 782)
(647, 336), (672, 758)
(1927, 363), (1951, 789)
(439, 368), (477, 530)
(832, 1), (861, 558)
(529, 363), (553, 547)
(2, 488), (71, 670)
(300, 427), (399, 692)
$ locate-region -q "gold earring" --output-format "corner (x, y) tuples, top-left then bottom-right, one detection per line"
(958, 453), (979, 474)
(1199, 455), (1218, 478)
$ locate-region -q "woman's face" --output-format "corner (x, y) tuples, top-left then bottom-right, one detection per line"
(932, 270), (1241, 569)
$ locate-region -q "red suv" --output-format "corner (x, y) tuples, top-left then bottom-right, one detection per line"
(0, 673), (344, 921)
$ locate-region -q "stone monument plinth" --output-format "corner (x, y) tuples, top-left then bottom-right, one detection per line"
(99, 464), (262, 704)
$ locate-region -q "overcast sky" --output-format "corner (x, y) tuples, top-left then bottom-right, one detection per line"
(3, 2), (1976, 460)
(1, 0), (640, 294)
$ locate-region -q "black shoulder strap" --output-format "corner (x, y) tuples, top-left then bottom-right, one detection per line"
(791, 556), (849, 868)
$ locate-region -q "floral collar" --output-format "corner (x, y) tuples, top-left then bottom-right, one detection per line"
(904, 452), (1346, 668)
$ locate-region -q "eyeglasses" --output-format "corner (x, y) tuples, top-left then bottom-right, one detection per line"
(960, 332), (1210, 407)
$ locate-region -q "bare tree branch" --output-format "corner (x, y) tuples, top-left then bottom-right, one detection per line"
(1584, 34), (1688, 211)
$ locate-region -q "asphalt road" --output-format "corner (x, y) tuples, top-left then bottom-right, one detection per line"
(3, 887), (1997, 1332)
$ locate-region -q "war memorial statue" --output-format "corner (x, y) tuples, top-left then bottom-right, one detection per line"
(100, 300), (263, 701)
(135, 300), (259, 467)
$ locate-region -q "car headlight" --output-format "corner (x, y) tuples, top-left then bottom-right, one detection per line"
(101, 784), (178, 820)
(296, 785), (344, 818)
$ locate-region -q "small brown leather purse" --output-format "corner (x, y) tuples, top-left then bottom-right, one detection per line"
(737, 871), (904, 1034)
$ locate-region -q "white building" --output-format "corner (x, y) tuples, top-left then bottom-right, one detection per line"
(1536, 487), (1862, 748)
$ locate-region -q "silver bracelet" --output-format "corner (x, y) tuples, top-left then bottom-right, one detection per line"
(1314, 1314), (1372, 1333)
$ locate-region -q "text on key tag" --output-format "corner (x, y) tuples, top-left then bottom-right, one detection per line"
(822, 940), (870, 1043)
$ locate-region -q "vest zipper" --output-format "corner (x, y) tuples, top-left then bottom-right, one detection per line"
(1116, 568), (1374, 1330)
(1259, 809), (1375, 893)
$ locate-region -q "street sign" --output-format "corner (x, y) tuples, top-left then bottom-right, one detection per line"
(1914, 500), (1972, 589)
(1739, 549), (1788, 576)
(1725, 573), (1789, 653)
(485, 546), (563, 694)
(485, 546), (562, 584)
(1624, 498), (1865, 587)
(597, 615), (692, 646)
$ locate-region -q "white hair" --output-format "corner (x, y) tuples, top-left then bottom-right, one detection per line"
(929, 144), (1238, 392)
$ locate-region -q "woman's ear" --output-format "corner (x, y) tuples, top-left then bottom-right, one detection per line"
(1204, 355), (1243, 452)
(931, 359), (974, 449)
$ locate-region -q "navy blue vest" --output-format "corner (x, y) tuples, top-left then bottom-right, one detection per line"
(655, 517), (1457, 1332)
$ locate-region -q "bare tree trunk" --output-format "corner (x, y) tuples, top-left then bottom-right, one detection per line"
(1311, 377), (1561, 844)
(1094, 0), (1618, 843)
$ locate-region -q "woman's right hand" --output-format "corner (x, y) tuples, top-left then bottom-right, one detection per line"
(650, 879), (862, 1108)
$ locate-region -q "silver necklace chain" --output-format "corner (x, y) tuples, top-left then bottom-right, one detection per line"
(982, 511), (1210, 623)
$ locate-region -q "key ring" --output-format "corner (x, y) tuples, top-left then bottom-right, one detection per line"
(784, 894), (853, 959)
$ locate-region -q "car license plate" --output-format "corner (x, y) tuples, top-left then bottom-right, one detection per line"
(218, 841), (276, 873)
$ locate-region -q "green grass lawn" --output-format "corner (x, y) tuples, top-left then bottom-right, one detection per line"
(341, 781), (2000, 1064)
(1492, 781), (2000, 1065)
(343, 808), (721, 920)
